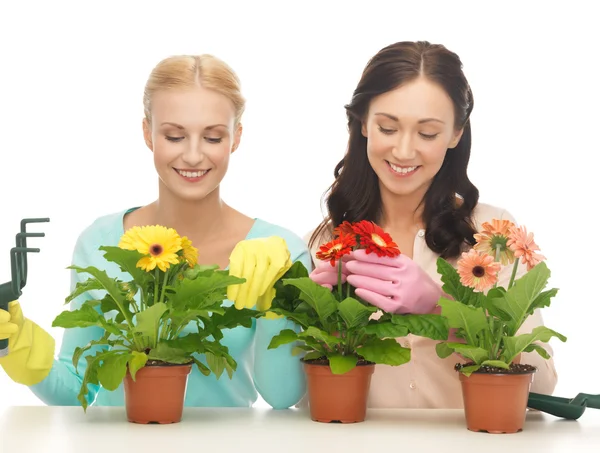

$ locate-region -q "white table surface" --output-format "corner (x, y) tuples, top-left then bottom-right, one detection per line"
(1, 406), (599, 452)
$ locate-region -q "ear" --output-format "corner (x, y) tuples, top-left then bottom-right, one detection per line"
(448, 127), (464, 149)
(142, 118), (153, 151)
(361, 121), (368, 138)
(231, 123), (243, 153)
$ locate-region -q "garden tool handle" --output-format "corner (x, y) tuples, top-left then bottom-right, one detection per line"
(573, 393), (600, 409)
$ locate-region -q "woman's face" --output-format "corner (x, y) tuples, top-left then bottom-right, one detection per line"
(362, 76), (463, 200)
(143, 85), (241, 202)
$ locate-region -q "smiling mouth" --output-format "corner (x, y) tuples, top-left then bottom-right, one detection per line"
(386, 161), (420, 175)
(174, 168), (210, 178)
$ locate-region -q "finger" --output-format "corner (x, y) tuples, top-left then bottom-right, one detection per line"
(346, 260), (401, 282)
(346, 274), (396, 297)
(237, 242), (258, 308)
(227, 242), (246, 302)
(7, 301), (24, 325)
(354, 288), (398, 312)
(245, 242), (268, 308)
(0, 309), (11, 323)
(310, 270), (347, 286)
(0, 322), (18, 340)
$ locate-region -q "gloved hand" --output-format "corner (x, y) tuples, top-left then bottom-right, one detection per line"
(346, 249), (443, 314)
(227, 236), (293, 311)
(0, 301), (55, 385)
(309, 255), (351, 290)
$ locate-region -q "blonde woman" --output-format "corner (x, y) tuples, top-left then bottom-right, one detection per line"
(0, 55), (310, 409)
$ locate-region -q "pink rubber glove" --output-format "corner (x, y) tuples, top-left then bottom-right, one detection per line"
(345, 249), (443, 314)
(309, 257), (351, 290)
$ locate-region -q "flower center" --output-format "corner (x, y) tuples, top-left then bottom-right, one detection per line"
(371, 234), (387, 247)
(150, 244), (163, 256)
(472, 265), (486, 278)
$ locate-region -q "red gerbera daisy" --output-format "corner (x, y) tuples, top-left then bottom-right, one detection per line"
(316, 233), (356, 266)
(333, 221), (356, 238)
(351, 220), (401, 257)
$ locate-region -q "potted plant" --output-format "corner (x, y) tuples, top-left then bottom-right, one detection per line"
(266, 220), (449, 423)
(52, 225), (259, 424)
(434, 219), (567, 433)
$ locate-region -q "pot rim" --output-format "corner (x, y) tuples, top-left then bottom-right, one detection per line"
(301, 358), (376, 367)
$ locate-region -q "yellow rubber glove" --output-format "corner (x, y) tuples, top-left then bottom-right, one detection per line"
(0, 301), (55, 386)
(227, 236), (293, 311)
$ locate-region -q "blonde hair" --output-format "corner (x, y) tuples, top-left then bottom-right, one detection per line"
(143, 54), (245, 125)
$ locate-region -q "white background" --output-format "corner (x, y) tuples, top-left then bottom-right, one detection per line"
(0, 1), (598, 408)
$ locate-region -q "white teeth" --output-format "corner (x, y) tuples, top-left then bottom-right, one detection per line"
(177, 169), (208, 178)
(389, 162), (417, 174)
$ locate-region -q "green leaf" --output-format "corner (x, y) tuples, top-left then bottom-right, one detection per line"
(192, 357), (211, 376)
(529, 288), (559, 314)
(436, 257), (486, 307)
(298, 326), (341, 349)
(205, 351), (226, 379)
(363, 322), (409, 338)
(128, 351), (148, 380)
(493, 261), (551, 335)
(183, 264), (220, 280)
(444, 343), (489, 364)
(435, 342), (454, 359)
(338, 297), (377, 329)
(328, 354), (358, 374)
(52, 305), (102, 329)
(282, 277), (338, 324)
(148, 343), (191, 364)
(268, 329), (299, 349)
(481, 360), (510, 369)
(437, 298), (489, 345)
(267, 308), (312, 329)
(524, 343), (551, 360)
(65, 279), (105, 304)
(99, 246), (152, 287)
(458, 365), (481, 376)
(97, 352), (130, 391)
(390, 314), (449, 340)
(303, 351), (324, 361)
(133, 302), (168, 345)
(358, 338), (411, 366)
(68, 265), (131, 321)
(169, 273), (245, 311)
(502, 326), (566, 363)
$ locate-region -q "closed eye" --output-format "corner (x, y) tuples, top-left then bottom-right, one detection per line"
(165, 136), (184, 142)
(205, 137), (222, 144)
(378, 126), (396, 135)
(419, 133), (438, 140)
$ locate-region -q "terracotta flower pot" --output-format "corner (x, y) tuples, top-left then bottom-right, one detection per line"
(459, 368), (536, 433)
(303, 360), (375, 423)
(123, 362), (192, 424)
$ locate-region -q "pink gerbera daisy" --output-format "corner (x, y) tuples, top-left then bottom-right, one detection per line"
(507, 225), (546, 271)
(457, 249), (502, 292)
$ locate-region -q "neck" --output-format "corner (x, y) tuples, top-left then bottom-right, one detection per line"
(378, 183), (427, 231)
(151, 181), (228, 240)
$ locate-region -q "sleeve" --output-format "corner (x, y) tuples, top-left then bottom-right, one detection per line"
(252, 233), (313, 409)
(29, 228), (109, 406)
(496, 209), (558, 395)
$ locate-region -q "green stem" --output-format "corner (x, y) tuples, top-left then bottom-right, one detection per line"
(337, 259), (343, 299)
(493, 244), (501, 288)
(508, 257), (520, 289)
(159, 270), (169, 304)
(154, 269), (160, 306)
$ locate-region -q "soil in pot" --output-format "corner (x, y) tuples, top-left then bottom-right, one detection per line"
(456, 362), (537, 434)
(303, 357), (375, 424)
(123, 361), (192, 424)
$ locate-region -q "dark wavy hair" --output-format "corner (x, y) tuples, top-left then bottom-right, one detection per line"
(310, 41), (479, 260)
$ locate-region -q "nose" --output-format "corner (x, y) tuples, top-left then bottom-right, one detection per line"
(391, 133), (416, 160)
(181, 136), (205, 167)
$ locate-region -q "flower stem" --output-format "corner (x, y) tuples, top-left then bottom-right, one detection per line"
(337, 260), (343, 299)
(159, 270), (169, 304)
(508, 258), (520, 289)
(154, 268), (159, 306)
(493, 244), (501, 288)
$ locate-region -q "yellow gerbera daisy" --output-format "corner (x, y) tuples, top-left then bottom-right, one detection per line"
(180, 236), (199, 267)
(119, 225), (182, 272)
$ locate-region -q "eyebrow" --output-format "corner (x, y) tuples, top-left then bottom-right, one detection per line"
(374, 113), (445, 124)
(160, 122), (229, 130)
